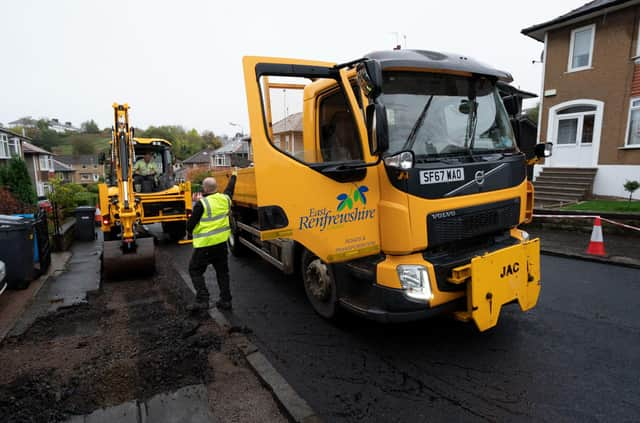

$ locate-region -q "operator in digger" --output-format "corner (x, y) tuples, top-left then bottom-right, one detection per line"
(133, 152), (158, 192)
(186, 171), (237, 312)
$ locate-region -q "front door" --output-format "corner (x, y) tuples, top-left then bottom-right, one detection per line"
(547, 101), (603, 167)
(242, 56), (381, 263)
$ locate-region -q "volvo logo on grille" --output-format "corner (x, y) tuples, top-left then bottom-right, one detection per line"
(474, 170), (485, 185)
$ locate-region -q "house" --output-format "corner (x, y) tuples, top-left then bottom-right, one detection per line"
(182, 148), (217, 170)
(272, 112), (303, 158)
(22, 141), (54, 197)
(8, 117), (81, 133)
(522, 0), (640, 201)
(53, 159), (75, 183)
(182, 138), (251, 171)
(57, 155), (104, 184)
(47, 118), (81, 133)
(0, 128), (25, 164)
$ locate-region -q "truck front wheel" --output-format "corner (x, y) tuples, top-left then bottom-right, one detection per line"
(301, 249), (340, 320)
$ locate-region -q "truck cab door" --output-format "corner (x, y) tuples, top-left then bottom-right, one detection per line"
(243, 56), (380, 263)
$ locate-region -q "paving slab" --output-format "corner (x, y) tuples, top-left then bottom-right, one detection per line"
(140, 384), (210, 423)
(65, 385), (210, 423)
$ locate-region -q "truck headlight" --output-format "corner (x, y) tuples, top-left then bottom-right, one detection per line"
(397, 265), (433, 301)
(520, 230), (530, 241)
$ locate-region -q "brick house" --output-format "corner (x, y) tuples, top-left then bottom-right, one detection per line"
(22, 141), (54, 197)
(272, 112), (303, 159)
(0, 127), (24, 164)
(182, 138), (251, 171)
(57, 155), (105, 184)
(523, 0), (640, 201)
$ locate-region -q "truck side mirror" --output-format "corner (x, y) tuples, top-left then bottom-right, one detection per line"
(366, 103), (389, 155)
(357, 60), (383, 98)
(534, 142), (553, 158)
(502, 95), (521, 117)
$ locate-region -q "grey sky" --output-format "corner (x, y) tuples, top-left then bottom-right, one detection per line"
(1, 0), (585, 136)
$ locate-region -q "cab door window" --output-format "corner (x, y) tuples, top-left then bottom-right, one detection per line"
(318, 90), (363, 162)
(259, 75), (364, 165)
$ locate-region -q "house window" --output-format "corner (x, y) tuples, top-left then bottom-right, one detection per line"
(80, 173), (92, 181)
(39, 155), (53, 171)
(568, 24), (595, 71)
(215, 155), (225, 167)
(0, 134), (9, 158)
(626, 99), (640, 146)
(556, 105), (596, 144)
(9, 138), (21, 157)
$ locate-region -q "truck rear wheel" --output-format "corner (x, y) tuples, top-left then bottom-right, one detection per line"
(301, 249), (340, 320)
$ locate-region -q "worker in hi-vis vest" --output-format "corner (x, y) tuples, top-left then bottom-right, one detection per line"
(186, 170), (237, 311)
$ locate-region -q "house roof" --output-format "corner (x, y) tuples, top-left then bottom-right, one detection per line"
(7, 117), (36, 126)
(22, 141), (53, 155)
(272, 112), (303, 134)
(182, 149), (216, 164)
(57, 155), (100, 166)
(214, 139), (250, 154)
(0, 127), (32, 140)
(522, 0), (636, 41)
(53, 159), (74, 172)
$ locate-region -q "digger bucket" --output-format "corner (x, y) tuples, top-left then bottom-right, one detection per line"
(102, 237), (155, 280)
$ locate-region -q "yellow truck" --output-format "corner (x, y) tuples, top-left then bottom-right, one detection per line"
(214, 50), (552, 331)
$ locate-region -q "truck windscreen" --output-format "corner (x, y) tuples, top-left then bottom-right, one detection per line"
(379, 72), (517, 158)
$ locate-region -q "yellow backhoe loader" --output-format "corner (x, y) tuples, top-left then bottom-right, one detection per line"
(99, 103), (192, 278)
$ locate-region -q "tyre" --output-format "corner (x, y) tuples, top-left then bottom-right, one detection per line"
(301, 249), (341, 320)
(227, 216), (247, 257)
(163, 221), (186, 242)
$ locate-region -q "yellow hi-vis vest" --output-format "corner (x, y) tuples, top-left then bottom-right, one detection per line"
(192, 193), (231, 248)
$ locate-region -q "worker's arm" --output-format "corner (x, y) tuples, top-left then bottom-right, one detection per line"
(132, 160), (141, 175)
(223, 174), (237, 198)
(186, 200), (204, 236)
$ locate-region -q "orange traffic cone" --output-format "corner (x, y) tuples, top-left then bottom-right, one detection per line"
(95, 204), (102, 227)
(586, 217), (606, 256)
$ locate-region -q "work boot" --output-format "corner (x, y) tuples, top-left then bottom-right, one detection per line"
(187, 299), (210, 312)
(215, 299), (232, 311)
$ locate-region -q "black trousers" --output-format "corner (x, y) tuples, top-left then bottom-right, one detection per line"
(188, 242), (231, 302)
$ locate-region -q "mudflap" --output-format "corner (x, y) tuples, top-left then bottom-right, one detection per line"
(466, 239), (541, 332)
(102, 237), (156, 280)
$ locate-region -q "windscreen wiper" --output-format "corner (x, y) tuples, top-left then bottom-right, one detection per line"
(401, 95), (434, 151)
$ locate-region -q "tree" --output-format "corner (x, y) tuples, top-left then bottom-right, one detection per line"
(0, 157), (36, 204)
(623, 180), (639, 202)
(81, 119), (100, 133)
(525, 102), (540, 123)
(202, 130), (222, 149)
(70, 134), (97, 155)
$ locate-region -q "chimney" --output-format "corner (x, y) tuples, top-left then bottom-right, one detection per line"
(51, 118), (59, 124)
(65, 121), (72, 127)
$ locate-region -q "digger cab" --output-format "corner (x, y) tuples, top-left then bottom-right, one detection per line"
(131, 137), (175, 192)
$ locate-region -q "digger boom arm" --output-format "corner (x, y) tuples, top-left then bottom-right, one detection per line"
(112, 103), (137, 240)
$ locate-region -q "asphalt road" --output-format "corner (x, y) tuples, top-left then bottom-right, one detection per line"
(162, 239), (640, 422)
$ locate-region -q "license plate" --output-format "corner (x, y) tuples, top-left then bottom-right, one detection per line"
(420, 168), (465, 185)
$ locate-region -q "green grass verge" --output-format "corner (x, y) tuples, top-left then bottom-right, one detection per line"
(563, 199), (640, 213)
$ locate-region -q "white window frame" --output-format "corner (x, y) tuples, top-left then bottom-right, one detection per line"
(0, 134), (9, 159)
(624, 98), (640, 148)
(39, 155), (53, 171)
(555, 112), (595, 146)
(567, 24), (596, 72)
(8, 137), (21, 157)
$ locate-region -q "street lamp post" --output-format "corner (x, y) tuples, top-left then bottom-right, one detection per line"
(228, 122), (245, 138)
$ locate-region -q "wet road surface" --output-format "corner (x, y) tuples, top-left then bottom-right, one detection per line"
(164, 241), (640, 423)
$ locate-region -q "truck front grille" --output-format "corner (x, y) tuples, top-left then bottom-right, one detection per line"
(427, 199), (520, 248)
